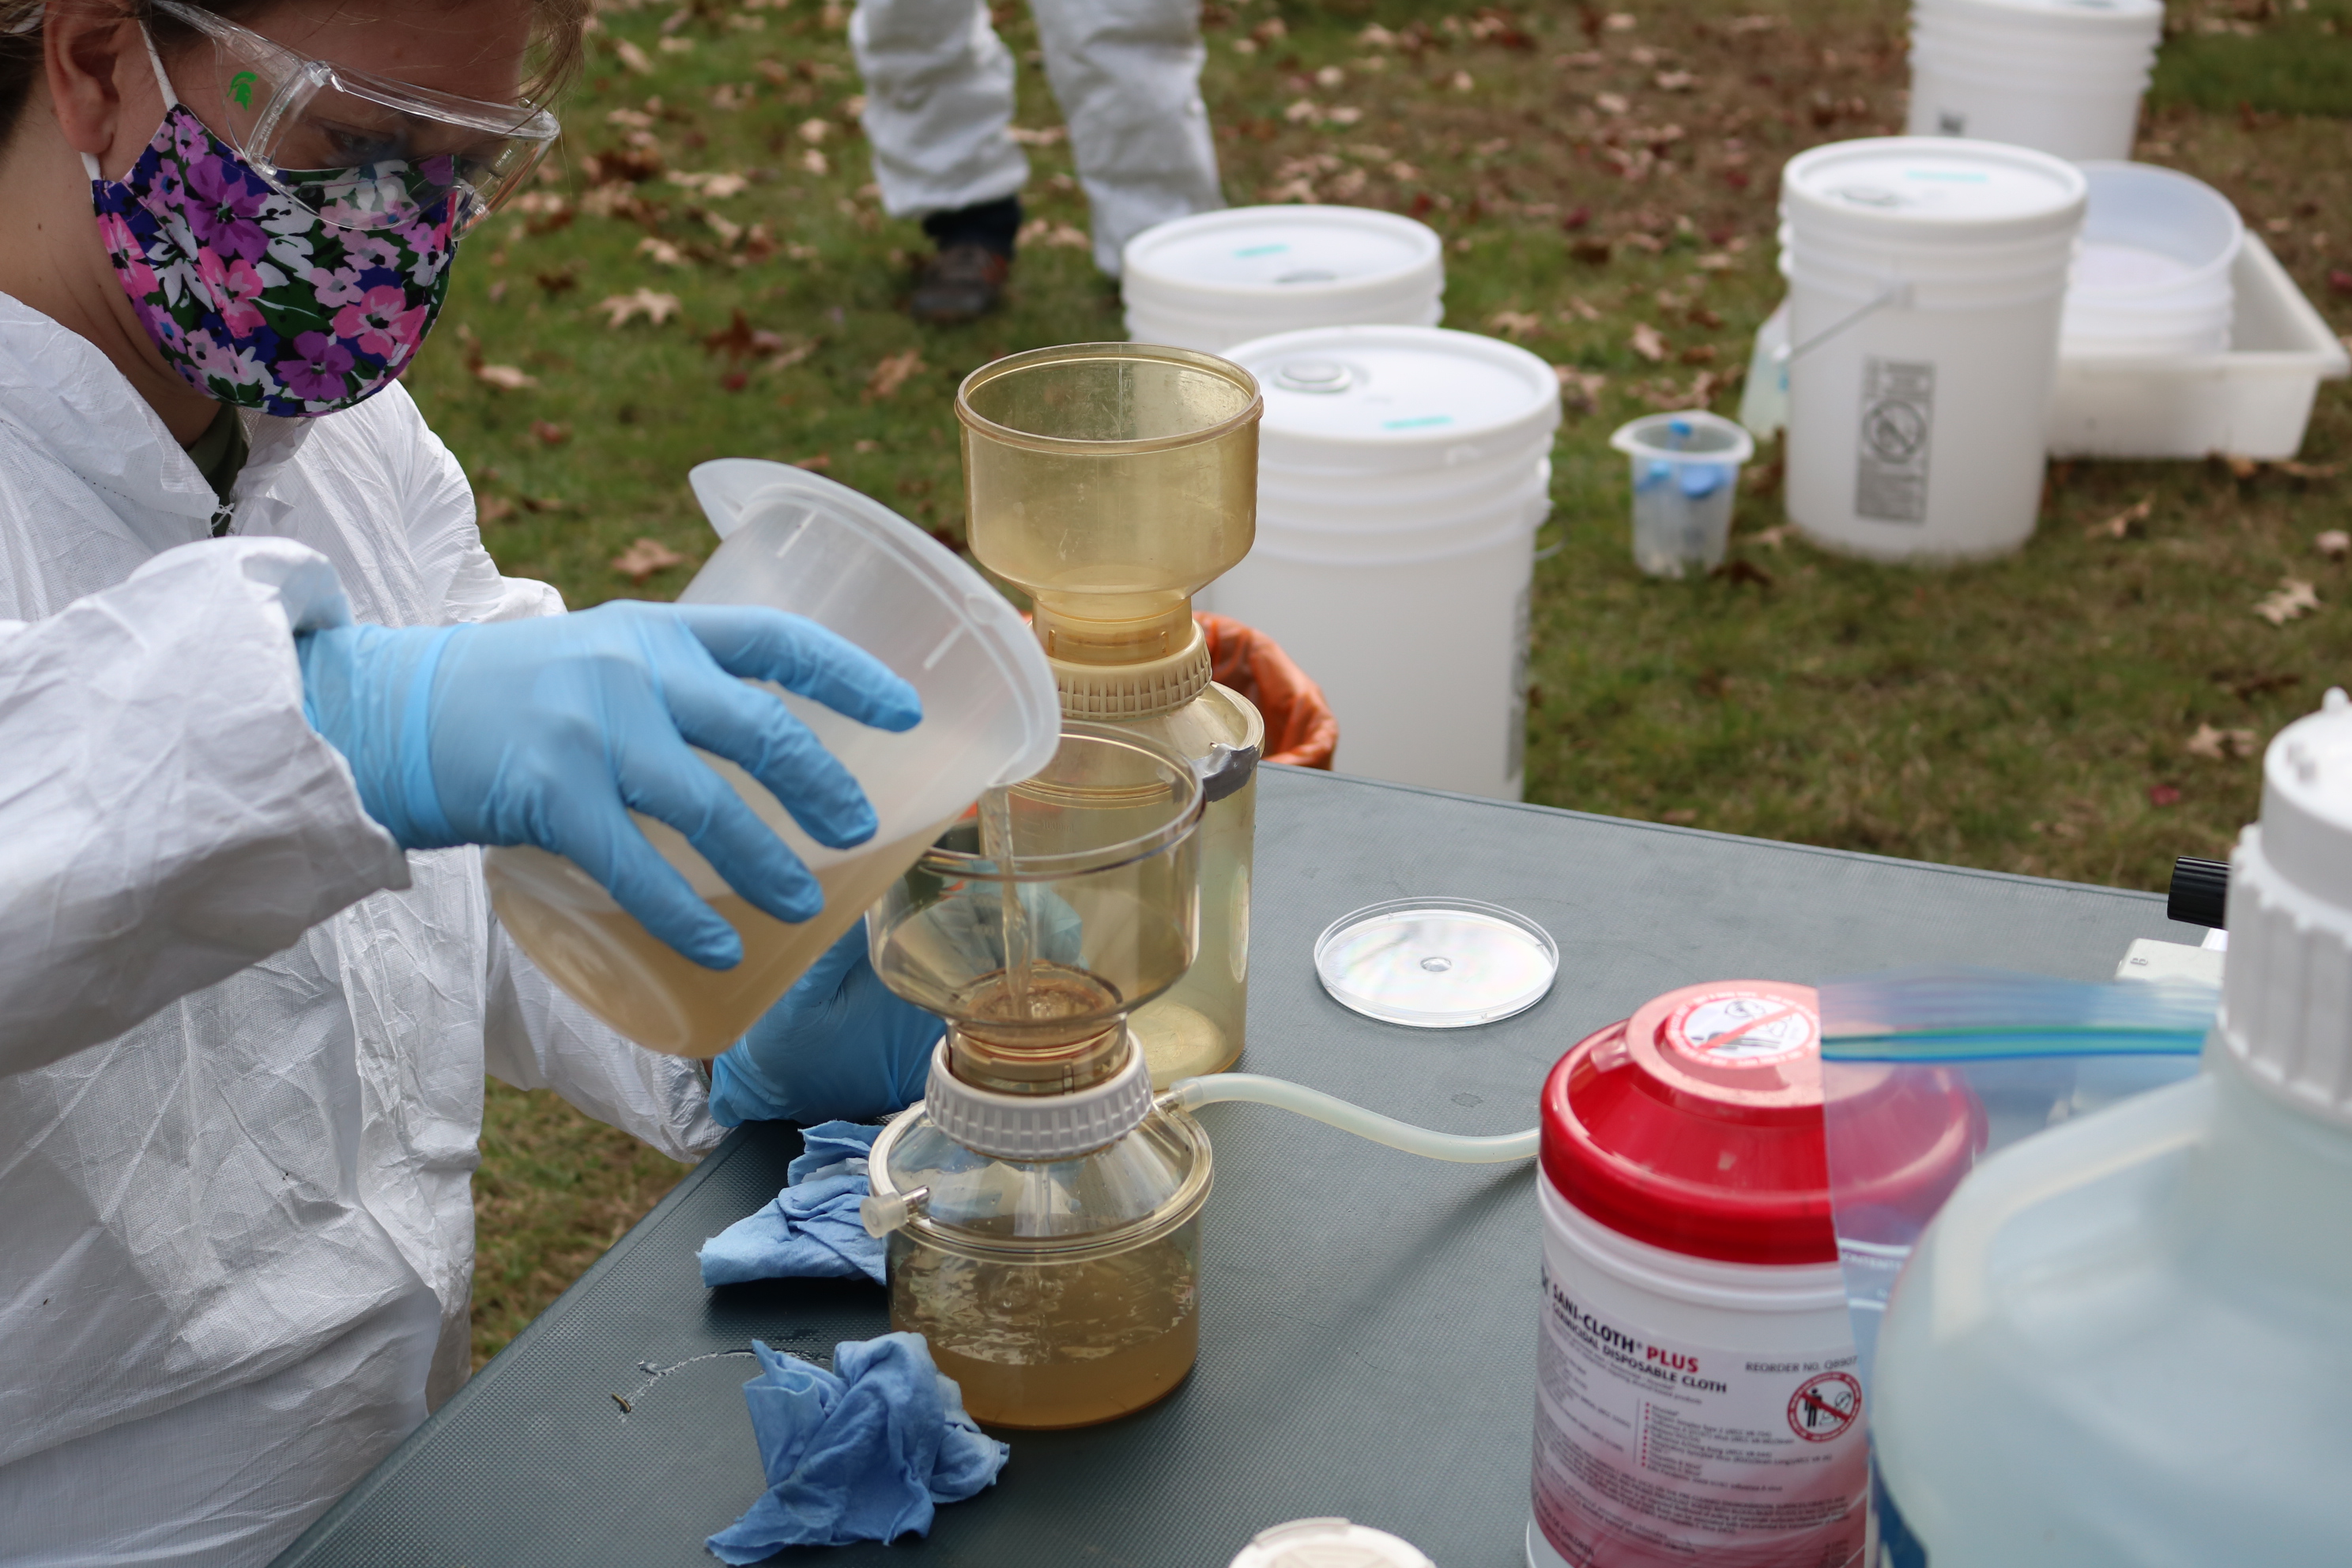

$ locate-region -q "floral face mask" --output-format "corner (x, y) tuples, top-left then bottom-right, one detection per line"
(88, 32), (456, 418)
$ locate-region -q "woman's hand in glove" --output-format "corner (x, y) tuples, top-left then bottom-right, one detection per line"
(709, 924), (944, 1125)
(296, 602), (919, 970)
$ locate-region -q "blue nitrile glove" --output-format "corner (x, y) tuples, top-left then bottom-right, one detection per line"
(709, 924), (944, 1125)
(706, 1334), (1008, 1561)
(699, 1121), (886, 1287)
(296, 601), (919, 970)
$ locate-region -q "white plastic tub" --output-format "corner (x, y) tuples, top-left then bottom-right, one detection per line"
(1907, 0), (2163, 162)
(1780, 138), (2086, 561)
(2049, 234), (2352, 459)
(1121, 206), (1446, 353)
(1257, 459), (1552, 540)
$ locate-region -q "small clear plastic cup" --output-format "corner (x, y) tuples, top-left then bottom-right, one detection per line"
(1609, 410), (1757, 580)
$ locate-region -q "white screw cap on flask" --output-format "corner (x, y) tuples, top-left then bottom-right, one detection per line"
(1226, 1518), (1434, 1568)
(2221, 687), (2352, 1125)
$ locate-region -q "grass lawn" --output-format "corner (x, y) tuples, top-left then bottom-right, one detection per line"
(451, 0), (2352, 1369)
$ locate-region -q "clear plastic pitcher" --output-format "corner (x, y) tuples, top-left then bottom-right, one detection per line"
(483, 462), (1061, 1057)
(1609, 411), (1755, 579)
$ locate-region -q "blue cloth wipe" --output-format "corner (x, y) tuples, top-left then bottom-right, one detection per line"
(706, 1334), (1010, 1560)
(698, 1121), (885, 1287)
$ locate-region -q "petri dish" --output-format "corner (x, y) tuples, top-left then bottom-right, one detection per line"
(1313, 898), (1559, 1027)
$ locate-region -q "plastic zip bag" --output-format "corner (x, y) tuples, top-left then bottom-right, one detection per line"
(1817, 966), (2215, 1395)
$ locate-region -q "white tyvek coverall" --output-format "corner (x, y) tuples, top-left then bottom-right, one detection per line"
(852, 0), (1224, 274)
(0, 295), (724, 1566)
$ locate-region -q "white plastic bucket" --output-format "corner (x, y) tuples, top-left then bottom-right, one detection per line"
(1779, 138), (2086, 561)
(1210, 506), (1542, 800)
(1203, 326), (1562, 799)
(1258, 458), (1552, 540)
(1126, 296), (1444, 354)
(2064, 163), (2243, 359)
(1906, 0), (2162, 161)
(1122, 206), (1446, 353)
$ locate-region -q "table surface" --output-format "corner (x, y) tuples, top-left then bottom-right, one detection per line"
(273, 766), (2201, 1568)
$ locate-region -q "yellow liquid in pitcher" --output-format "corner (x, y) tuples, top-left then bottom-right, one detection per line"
(492, 825), (946, 1058)
(891, 1223), (1200, 1429)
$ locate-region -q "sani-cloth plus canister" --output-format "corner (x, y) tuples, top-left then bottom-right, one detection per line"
(1528, 981), (1975, 1568)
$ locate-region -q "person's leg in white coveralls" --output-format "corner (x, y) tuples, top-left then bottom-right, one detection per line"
(851, 0), (1223, 320)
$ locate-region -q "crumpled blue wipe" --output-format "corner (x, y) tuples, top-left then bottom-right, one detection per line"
(699, 1121), (884, 1287)
(706, 1333), (1010, 1561)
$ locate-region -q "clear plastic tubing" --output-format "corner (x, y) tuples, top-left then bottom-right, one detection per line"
(1163, 1074), (1537, 1163)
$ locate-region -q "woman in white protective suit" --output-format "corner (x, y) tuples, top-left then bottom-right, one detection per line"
(0, 3), (948, 1562)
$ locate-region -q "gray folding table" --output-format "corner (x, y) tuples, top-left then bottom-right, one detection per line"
(273, 765), (2199, 1567)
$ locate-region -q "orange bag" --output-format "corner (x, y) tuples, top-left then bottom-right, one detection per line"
(1197, 612), (1337, 770)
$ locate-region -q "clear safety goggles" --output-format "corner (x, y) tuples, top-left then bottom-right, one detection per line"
(151, 0), (560, 232)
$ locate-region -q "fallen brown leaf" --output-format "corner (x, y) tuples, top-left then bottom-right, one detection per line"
(1014, 217), (1089, 251)
(597, 288), (682, 327)
(2277, 460), (2343, 481)
(635, 236), (687, 267)
(1562, 296), (1603, 322)
(1553, 365), (1608, 413)
(612, 537), (685, 582)
(615, 39), (654, 74)
(2148, 783), (2183, 808)
(530, 420), (571, 447)
(1488, 309), (1544, 339)
(2186, 722), (2260, 760)
(1712, 558), (1776, 587)
(2086, 496), (2153, 540)
(2316, 530), (2350, 560)
(1630, 322), (1668, 363)
(865, 349), (926, 399)
(477, 496), (515, 524)
(793, 453), (831, 471)
(2255, 576), (2321, 625)
(473, 363), (537, 390)
(1749, 523), (1794, 548)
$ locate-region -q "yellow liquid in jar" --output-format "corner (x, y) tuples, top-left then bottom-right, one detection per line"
(490, 824), (948, 1058)
(891, 1223), (1200, 1430)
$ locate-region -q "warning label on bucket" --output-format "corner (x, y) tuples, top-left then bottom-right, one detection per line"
(1855, 358), (1936, 525)
(1532, 1262), (1868, 1568)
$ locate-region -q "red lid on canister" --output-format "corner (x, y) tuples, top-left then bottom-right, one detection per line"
(1540, 980), (1982, 1267)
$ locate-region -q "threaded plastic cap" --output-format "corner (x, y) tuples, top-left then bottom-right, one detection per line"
(921, 1035), (1155, 1161)
(2219, 688), (2352, 1126)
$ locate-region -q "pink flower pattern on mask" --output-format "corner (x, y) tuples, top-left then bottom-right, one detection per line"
(92, 103), (456, 416)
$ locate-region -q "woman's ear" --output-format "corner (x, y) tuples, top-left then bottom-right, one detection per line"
(43, 7), (149, 168)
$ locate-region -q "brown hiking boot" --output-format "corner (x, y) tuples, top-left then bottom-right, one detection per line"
(910, 243), (1011, 325)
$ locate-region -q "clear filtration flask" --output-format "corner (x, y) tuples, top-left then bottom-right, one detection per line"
(956, 343), (1264, 1087)
(863, 723), (1216, 1428)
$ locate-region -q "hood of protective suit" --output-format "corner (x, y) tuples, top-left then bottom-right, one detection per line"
(0, 292), (722, 1567)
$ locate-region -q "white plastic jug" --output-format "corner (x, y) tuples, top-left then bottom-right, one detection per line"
(1870, 691), (2352, 1565)
(484, 462), (1061, 1057)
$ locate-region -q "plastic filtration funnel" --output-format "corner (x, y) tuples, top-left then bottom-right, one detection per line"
(482, 461), (1061, 1057)
(1610, 411), (1756, 579)
(958, 342), (1263, 1090)
(959, 342), (1260, 673)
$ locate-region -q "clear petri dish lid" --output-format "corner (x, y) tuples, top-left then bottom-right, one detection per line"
(1314, 898), (1559, 1027)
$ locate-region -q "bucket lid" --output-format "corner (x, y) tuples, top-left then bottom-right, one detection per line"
(1540, 981), (1980, 1266)
(1782, 138), (2088, 247)
(1224, 325), (1562, 473)
(1228, 1519), (1434, 1568)
(1123, 205), (1442, 308)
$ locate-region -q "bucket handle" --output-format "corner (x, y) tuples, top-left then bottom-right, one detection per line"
(1777, 280), (1914, 366)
